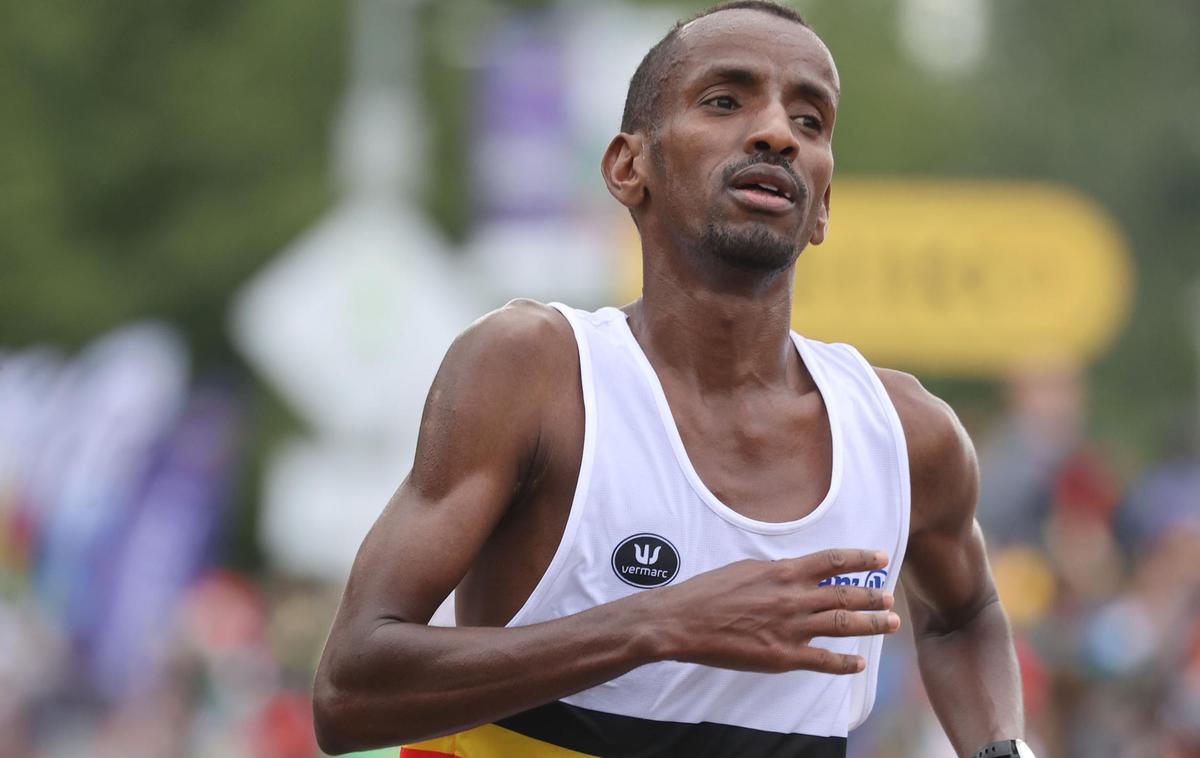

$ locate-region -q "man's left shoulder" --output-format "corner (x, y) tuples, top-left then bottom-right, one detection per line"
(871, 367), (979, 521)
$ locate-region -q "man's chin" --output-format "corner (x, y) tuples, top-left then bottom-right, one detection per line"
(697, 222), (802, 274)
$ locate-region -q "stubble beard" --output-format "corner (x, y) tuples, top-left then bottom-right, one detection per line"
(695, 218), (804, 276)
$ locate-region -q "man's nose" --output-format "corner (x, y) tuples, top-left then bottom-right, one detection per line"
(744, 102), (799, 158)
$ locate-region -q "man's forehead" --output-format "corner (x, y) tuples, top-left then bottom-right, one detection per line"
(675, 9), (839, 95)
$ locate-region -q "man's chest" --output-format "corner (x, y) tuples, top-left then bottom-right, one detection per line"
(667, 390), (834, 523)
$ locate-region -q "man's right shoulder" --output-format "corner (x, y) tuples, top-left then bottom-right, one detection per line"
(464, 298), (574, 346)
(442, 299), (579, 387)
(409, 301), (578, 502)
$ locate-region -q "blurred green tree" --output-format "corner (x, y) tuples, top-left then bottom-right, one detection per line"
(0, 1), (347, 364)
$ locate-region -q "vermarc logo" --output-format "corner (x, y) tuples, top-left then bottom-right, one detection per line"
(612, 534), (680, 588)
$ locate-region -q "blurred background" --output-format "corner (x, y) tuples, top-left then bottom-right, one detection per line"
(1, 0), (1197, 756)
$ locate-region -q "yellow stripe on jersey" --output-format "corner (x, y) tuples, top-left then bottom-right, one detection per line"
(402, 723), (600, 758)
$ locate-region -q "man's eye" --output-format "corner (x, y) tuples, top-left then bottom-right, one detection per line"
(705, 95), (738, 110)
(796, 114), (824, 132)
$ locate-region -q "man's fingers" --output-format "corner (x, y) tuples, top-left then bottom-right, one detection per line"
(804, 609), (901, 638)
(794, 548), (888, 580)
(809, 584), (893, 612)
(791, 646), (866, 675)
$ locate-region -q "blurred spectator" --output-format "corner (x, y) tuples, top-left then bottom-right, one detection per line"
(1118, 415), (1200, 558)
(977, 361), (1099, 546)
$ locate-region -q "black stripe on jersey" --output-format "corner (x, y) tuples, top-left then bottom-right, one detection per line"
(495, 700), (847, 758)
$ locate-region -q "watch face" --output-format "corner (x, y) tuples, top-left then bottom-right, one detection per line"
(1014, 739), (1036, 758)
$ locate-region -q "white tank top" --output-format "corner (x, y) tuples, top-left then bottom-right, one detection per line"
(403, 302), (912, 758)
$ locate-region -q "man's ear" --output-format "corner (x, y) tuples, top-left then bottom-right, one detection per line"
(809, 183), (832, 246)
(600, 133), (648, 212)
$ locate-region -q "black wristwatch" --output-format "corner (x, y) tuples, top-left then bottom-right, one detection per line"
(972, 739), (1035, 758)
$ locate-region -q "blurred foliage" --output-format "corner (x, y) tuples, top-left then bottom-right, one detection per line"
(0, 0), (346, 362)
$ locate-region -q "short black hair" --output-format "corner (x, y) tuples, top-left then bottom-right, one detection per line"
(620, 1), (810, 135)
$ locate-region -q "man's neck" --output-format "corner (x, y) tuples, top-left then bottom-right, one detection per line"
(625, 252), (808, 396)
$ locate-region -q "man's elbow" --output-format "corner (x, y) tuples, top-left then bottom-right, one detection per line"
(312, 676), (358, 756)
(313, 667), (432, 753)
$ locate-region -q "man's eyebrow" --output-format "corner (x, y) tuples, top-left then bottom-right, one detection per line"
(787, 79), (838, 111)
(690, 64), (764, 89)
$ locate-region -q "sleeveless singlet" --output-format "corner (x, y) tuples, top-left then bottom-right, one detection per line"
(402, 303), (911, 758)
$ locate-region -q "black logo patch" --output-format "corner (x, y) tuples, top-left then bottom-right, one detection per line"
(611, 533), (680, 588)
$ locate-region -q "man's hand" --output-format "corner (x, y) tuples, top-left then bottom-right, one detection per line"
(650, 548), (899, 674)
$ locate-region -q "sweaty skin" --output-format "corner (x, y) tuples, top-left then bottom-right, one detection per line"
(314, 9), (1023, 756)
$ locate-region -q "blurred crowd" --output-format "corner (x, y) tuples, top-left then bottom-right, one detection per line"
(2, 325), (1198, 758)
(853, 366), (1200, 758)
(0, 326), (334, 758)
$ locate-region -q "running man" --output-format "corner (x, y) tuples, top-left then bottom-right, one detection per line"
(314, 2), (1032, 756)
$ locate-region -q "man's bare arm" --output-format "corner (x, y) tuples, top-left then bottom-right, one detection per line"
(882, 370), (1024, 756)
(313, 301), (900, 754)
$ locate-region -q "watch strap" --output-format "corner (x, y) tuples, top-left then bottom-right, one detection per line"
(972, 739), (1033, 758)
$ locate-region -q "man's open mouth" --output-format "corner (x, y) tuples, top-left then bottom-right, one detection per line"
(727, 164), (802, 212)
(733, 180), (793, 200)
